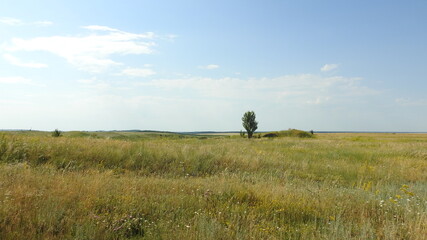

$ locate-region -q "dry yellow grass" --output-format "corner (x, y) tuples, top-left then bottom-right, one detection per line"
(0, 132), (426, 239)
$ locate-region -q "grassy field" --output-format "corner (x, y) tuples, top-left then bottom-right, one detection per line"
(0, 131), (426, 239)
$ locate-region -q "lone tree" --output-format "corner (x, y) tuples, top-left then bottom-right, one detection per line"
(242, 111), (258, 139)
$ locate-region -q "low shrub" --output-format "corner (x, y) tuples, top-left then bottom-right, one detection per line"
(52, 129), (62, 137)
(263, 129), (313, 138)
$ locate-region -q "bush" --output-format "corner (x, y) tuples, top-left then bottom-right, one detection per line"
(263, 133), (278, 138)
(262, 129), (313, 138)
(239, 130), (246, 138)
(52, 129), (62, 137)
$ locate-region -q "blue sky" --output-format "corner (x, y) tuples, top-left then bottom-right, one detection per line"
(1, 0), (426, 132)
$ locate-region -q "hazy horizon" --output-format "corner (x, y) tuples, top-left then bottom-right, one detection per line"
(1, 1), (426, 132)
(2, 128), (427, 134)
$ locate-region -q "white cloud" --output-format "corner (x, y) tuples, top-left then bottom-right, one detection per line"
(59, 94), (236, 131)
(0, 17), (52, 26)
(33, 21), (53, 26)
(138, 74), (378, 104)
(77, 77), (112, 90)
(199, 64), (220, 70)
(82, 25), (120, 32)
(0, 17), (22, 25)
(321, 64), (338, 72)
(121, 67), (156, 77)
(0, 76), (32, 84)
(3, 25), (156, 72)
(3, 54), (48, 68)
(82, 25), (155, 39)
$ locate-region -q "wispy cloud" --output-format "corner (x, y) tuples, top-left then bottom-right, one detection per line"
(306, 97), (331, 105)
(59, 94), (235, 131)
(3, 25), (156, 73)
(0, 17), (53, 26)
(0, 17), (21, 25)
(137, 74), (378, 104)
(395, 98), (427, 106)
(77, 78), (96, 84)
(82, 25), (120, 32)
(3, 54), (48, 68)
(77, 77), (133, 91)
(77, 77), (111, 91)
(33, 21), (53, 26)
(121, 67), (156, 77)
(0, 76), (32, 84)
(199, 64), (219, 70)
(321, 64), (338, 72)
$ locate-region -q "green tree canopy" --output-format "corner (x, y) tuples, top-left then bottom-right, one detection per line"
(242, 111), (258, 139)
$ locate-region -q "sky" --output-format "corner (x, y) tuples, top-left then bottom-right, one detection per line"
(1, 0), (426, 132)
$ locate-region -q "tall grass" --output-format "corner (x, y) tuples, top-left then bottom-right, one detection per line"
(0, 132), (426, 239)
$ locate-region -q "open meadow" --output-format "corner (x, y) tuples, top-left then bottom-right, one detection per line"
(0, 131), (426, 239)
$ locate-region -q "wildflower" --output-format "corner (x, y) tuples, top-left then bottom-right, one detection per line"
(400, 185), (415, 196)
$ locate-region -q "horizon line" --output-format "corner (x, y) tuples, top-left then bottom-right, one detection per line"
(1, 129), (427, 134)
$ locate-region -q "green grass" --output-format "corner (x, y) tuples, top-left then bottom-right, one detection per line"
(0, 132), (425, 239)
